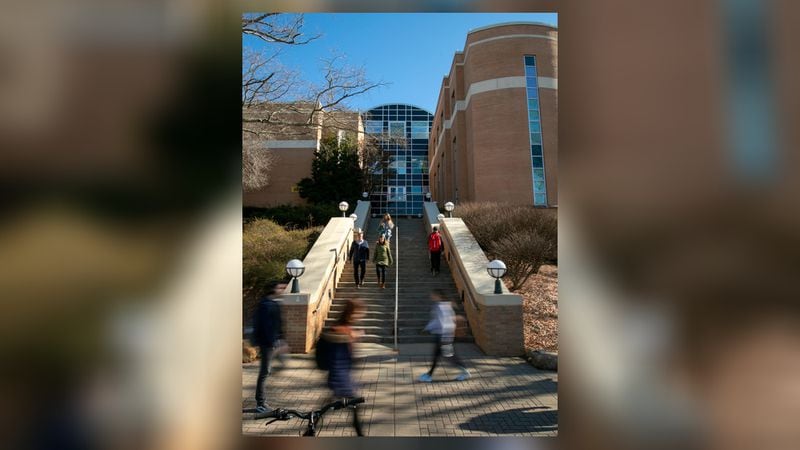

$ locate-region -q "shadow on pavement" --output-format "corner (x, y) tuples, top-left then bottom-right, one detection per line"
(458, 406), (558, 434)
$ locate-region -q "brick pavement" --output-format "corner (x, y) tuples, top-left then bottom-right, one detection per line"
(242, 343), (557, 437)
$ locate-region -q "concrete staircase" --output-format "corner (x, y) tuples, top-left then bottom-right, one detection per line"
(327, 217), (473, 344)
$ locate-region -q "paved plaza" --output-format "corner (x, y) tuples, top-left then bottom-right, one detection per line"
(242, 343), (557, 437)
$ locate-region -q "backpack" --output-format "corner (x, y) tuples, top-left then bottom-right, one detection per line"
(428, 233), (442, 252)
(314, 335), (330, 371)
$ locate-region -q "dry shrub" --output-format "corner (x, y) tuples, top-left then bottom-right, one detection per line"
(242, 219), (321, 322)
(458, 202), (557, 290)
(491, 232), (555, 290)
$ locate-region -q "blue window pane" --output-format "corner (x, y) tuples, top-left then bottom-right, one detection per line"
(534, 193), (547, 206)
(527, 97), (539, 109)
(525, 65), (537, 77)
(533, 169), (545, 182)
(531, 145), (542, 156)
(526, 76), (539, 88)
(529, 121), (541, 133)
(525, 56), (536, 66)
(532, 156), (544, 168)
(529, 109), (540, 120)
(530, 133), (542, 144)
(534, 180), (546, 192)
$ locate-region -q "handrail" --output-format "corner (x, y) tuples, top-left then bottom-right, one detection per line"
(393, 225), (399, 351)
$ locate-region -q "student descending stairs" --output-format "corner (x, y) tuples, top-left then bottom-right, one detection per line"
(327, 217), (473, 344)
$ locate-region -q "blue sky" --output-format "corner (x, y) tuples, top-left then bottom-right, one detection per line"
(243, 13), (557, 113)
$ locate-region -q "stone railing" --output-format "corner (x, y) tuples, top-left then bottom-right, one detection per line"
(352, 200), (370, 233)
(422, 201), (524, 356)
(279, 216), (357, 353)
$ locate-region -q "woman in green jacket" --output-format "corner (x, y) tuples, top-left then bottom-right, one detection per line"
(373, 234), (393, 289)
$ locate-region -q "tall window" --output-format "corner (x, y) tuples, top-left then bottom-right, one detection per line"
(362, 105), (432, 216)
(525, 55), (547, 206)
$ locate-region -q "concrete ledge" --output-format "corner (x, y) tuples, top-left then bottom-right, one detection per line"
(423, 204), (524, 356)
(423, 201), (441, 233)
(279, 217), (355, 353)
(353, 200), (371, 232)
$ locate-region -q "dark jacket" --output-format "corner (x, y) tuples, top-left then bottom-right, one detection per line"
(349, 240), (370, 263)
(320, 327), (356, 397)
(252, 297), (283, 348)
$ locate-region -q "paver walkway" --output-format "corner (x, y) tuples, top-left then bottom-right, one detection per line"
(242, 343), (558, 436)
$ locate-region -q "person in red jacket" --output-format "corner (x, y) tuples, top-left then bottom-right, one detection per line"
(428, 226), (444, 276)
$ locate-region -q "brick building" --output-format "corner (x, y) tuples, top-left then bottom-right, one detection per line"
(243, 103), (363, 207)
(429, 22), (558, 207)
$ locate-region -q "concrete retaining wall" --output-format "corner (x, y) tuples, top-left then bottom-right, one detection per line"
(280, 216), (356, 353)
(422, 202), (524, 356)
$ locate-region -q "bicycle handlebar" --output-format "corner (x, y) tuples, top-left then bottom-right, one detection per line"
(263, 397), (365, 421)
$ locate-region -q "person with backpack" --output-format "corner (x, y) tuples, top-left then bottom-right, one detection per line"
(251, 281), (287, 414)
(348, 230), (369, 288)
(315, 299), (365, 436)
(373, 234), (393, 289)
(428, 226), (444, 276)
(377, 213), (394, 243)
(418, 290), (470, 383)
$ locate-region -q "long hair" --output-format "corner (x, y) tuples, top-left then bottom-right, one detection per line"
(337, 299), (364, 326)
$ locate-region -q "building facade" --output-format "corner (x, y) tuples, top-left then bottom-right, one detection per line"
(429, 22), (558, 207)
(243, 104), (363, 208)
(363, 104), (433, 217)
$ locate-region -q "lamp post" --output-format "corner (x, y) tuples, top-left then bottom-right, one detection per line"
(487, 259), (507, 294)
(286, 259), (306, 293)
(425, 192), (431, 202)
(338, 201), (349, 217)
(444, 201), (455, 218)
(437, 213), (445, 222)
(349, 213), (358, 222)
(362, 191), (369, 200)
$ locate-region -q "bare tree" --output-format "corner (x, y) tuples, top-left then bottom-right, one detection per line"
(242, 13), (387, 190)
(242, 131), (277, 192)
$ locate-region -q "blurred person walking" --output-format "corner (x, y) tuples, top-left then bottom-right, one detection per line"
(427, 226), (444, 276)
(252, 281), (288, 413)
(316, 299), (366, 436)
(418, 290), (470, 382)
(348, 230), (369, 287)
(377, 213), (394, 243)
(373, 234), (393, 289)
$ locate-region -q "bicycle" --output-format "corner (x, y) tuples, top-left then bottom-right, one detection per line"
(256, 396), (366, 436)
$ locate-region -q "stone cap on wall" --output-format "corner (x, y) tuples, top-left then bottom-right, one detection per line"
(353, 200), (370, 232)
(440, 218), (520, 305)
(422, 202), (522, 307)
(279, 217), (353, 305)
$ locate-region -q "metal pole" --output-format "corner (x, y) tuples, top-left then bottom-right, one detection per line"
(394, 225), (399, 351)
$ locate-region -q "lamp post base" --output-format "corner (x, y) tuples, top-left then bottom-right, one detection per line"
(494, 278), (503, 294)
(291, 278), (300, 293)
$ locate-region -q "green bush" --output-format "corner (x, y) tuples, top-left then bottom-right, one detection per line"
(243, 203), (339, 229)
(458, 202), (557, 290)
(242, 218), (322, 321)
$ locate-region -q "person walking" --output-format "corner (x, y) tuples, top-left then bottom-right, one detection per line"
(417, 289), (470, 382)
(348, 230), (369, 287)
(427, 226), (444, 276)
(373, 234), (393, 289)
(377, 213), (394, 243)
(317, 299), (366, 436)
(251, 281), (287, 413)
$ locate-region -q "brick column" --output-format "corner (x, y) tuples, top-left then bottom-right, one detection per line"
(280, 294), (311, 353)
(478, 303), (524, 356)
